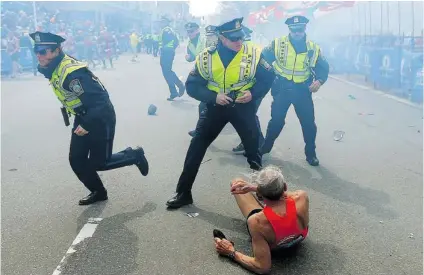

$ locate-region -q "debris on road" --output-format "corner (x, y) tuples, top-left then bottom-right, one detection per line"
(409, 233), (414, 239)
(379, 221), (384, 224)
(148, 104), (157, 115)
(186, 212), (199, 218)
(333, 130), (345, 141)
(348, 94), (356, 100)
(8, 168), (17, 171)
(201, 158), (212, 165)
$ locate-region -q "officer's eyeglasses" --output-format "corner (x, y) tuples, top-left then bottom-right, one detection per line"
(34, 48), (51, 56)
(227, 36), (244, 42)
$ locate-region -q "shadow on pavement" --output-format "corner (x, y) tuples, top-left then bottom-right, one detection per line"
(216, 154), (397, 219)
(61, 202), (157, 275)
(170, 99), (198, 110)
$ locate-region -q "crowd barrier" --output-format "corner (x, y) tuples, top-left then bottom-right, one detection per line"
(1, 47), (35, 75)
(322, 41), (423, 103)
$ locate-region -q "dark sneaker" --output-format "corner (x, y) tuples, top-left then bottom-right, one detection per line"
(306, 156), (319, 166)
(79, 191), (108, 205)
(133, 147), (149, 176)
(232, 142), (245, 154)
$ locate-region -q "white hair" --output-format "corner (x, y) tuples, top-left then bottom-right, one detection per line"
(252, 165), (286, 200)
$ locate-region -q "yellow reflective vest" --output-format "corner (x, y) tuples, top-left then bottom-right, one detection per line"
(196, 44), (261, 96)
(159, 26), (176, 48)
(50, 55), (86, 115)
(272, 35), (320, 83)
(187, 35), (206, 57)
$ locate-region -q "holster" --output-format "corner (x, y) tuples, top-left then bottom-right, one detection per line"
(60, 107), (70, 127)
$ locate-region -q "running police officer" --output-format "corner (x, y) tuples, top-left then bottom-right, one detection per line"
(166, 18), (275, 209)
(260, 16), (329, 166)
(159, 16), (185, 101)
(232, 25), (267, 155)
(30, 31), (149, 205)
(184, 22), (208, 137)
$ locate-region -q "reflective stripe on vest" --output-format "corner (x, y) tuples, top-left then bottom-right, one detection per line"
(196, 44), (261, 94)
(160, 26), (175, 48)
(50, 55), (87, 115)
(188, 36), (206, 57)
(272, 36), (320, 83)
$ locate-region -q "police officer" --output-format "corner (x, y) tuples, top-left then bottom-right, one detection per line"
(232, 24), (266, 154)
(30, 31), (149, 205)
(159, 16), (185, 101)
(166, 18), (275, 209)
(152, 33), (160, 57)
(185, 22), (207, 137)
(260, 16), (329, 166)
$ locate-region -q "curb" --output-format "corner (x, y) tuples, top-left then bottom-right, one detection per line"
(329, 75), (422, 110)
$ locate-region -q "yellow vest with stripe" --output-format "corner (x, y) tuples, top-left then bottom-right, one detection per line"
(196, 44), (261, 96)
(159, 26), (176, 48)
(50, 55), (86, 115)
(187, 35), (206, 57)
(272, 36), (320, 83)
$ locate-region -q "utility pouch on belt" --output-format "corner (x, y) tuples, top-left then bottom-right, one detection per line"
(61, 107), (70, 127)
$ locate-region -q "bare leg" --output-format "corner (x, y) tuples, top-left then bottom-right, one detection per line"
(233, 192), (263, 218)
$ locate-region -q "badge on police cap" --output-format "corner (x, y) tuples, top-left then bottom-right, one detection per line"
(35, 33), (41, 43)
(235, 20), (241, 29)
(294, 17), (299, 23)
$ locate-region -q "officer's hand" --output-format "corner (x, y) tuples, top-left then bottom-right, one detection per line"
(74, 125), (89, 136)
(235, 90), (252, 104)
(216, 94), (233, 106)
(309, 80), (321, 93)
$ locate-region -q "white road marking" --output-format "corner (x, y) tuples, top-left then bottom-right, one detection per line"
(52, 217), (103, 275)
(329, 75), (422, 109)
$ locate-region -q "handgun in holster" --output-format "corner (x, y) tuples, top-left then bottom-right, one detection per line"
(60, 107), (70, 127)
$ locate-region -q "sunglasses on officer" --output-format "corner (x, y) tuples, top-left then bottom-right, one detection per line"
(34, 46), (57, 56)
(225, 35), (244, 42)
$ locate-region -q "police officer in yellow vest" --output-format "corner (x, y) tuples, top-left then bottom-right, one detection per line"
(30, 31), (149, 205)
(159, 16), (185, 101)
(152, 33), (159, 57)
(166, 18), (275, 209)
(260, 16), (329, 166)
(185, 22), (208, 137)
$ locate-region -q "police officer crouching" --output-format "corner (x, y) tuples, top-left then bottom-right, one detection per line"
(260, 16), (329, 166)
(166, 18), (275, 209)
(184, 22), (208, 137)
(30, 32), (149, 205)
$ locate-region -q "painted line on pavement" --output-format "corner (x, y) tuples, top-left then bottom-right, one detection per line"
(329, 75), (422, 110)
(52, 217), (103, 275)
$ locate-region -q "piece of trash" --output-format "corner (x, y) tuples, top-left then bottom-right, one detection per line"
(348, 94), (356, 100)
(408, 125), (415, 128)
(358, 112), (364, 115)
(8, 168), (17, 171)
(201, 158), (212, 165)
(379, 221), (383, 224)
(333, 130), (345, 141)
(367, 113), (375, 116)
(186, 212), (199, 218)
(148, 104), (157, 115)
(409, 233), (414, 239)
(418, 130), (421, 133)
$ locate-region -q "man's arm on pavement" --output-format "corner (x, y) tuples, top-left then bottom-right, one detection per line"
(186, 64), (217, 104)
(233, 218), (272, 274)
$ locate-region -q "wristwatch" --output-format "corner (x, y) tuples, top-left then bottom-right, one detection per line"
(228, 250), (237, 261)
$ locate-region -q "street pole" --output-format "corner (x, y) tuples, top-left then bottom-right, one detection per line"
(380, 1), (383, 34)
(398, 1), (401, 37)
(32, 1), (38, 31)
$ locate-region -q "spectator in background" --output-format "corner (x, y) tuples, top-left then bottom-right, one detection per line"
(6, 31), (20, 78)
(19, 29), (37, 76)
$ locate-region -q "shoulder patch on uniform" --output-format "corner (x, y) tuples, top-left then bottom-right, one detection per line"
(259, 58), (272, 71)
(69, 79), (85, 96)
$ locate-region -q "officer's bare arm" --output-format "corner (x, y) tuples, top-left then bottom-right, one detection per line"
(186, 65), (217, 104)
(233, 218), (272, 274)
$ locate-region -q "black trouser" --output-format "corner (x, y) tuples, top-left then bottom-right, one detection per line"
(160, 48), (183, 97)
(261, 85), (317, 158)
(176, 102), (262, 194)
(152, 42), (159, 57)
(69, 106), (139, 193)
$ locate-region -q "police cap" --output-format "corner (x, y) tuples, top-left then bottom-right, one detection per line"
(29, 31), (65, 50)
(285, 16), (309, 28)
(216, 17), (245, 40)
(185, 22), (199, 32)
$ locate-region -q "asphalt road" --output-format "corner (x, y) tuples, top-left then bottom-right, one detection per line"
(1, 53), (423, 275)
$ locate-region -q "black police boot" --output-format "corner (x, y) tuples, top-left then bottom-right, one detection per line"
(166, 192), (193, 209)
(232, 142), (245, 154)
(306, 156), (320, 166)
(79, 191), (108, 205)
(133, 147), (149, 176)
(249, 161), (262, 171)
(188, 130), (196, 137)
